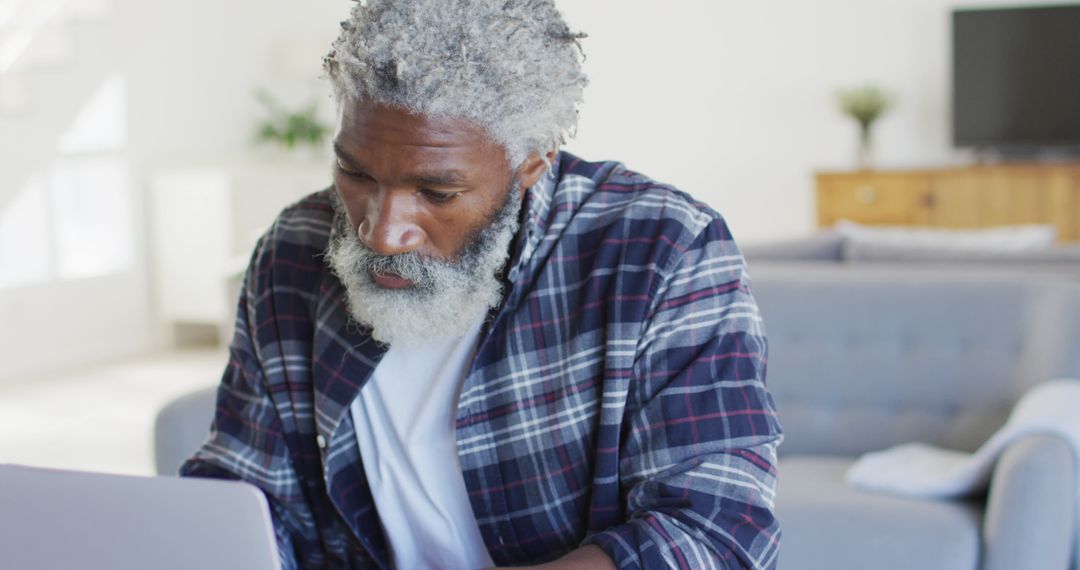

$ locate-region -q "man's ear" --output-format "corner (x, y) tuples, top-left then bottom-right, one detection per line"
(516, 149), (557, 191)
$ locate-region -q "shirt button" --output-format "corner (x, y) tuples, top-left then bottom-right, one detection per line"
(316, 434), (327, 449)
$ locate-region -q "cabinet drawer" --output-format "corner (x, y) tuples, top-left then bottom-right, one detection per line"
(815, 166), (1080, 240)
(818, 175), (923, 226)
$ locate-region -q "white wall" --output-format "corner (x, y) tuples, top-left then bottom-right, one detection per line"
(0, 0), (351, 382)
(557, 0), (1041, 243)
(118, 0), (349, 170)
(119, 0), (1051, 246)
(0, 8), (153, 383)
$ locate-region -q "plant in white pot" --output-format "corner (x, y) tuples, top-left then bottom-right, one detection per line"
(837, 85), (892, 170)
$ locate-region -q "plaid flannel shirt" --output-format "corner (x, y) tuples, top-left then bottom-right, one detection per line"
(181, 152), (783, 569)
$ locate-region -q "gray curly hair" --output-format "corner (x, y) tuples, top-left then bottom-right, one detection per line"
(323, 0), (588, 167)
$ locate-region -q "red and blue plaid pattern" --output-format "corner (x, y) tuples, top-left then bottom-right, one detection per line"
(182, 152), (783, 569)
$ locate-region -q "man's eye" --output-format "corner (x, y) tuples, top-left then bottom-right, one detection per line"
(421, 189), (460, 204)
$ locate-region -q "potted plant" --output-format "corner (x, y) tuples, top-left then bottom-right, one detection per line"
(253, 89), (330, 160)
(837, 85), (892, 169)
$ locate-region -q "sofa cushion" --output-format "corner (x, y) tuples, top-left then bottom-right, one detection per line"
(776, 456), (982, 570)
(835, 220), (1058, 252)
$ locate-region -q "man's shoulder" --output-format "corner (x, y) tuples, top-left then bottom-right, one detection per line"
(556, 153), (734, 261)
(245, 188), (336, 291)
(263, 187), (337, 252)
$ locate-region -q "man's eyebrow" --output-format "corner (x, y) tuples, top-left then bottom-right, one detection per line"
(334, 142), (470, 187)
(333, 142), (361, 168)
(404, 171), (470, 187)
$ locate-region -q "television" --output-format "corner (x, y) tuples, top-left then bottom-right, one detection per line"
(952, 4), (1080, 153)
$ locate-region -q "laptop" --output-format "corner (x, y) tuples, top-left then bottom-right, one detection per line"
(0, 464), (280, 570)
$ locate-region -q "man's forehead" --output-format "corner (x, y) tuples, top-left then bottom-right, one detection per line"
(333, 100), (509, 180)
(337, 100), (494, 149)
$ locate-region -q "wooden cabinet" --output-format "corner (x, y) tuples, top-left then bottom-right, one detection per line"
(816, 164), (1080, 242)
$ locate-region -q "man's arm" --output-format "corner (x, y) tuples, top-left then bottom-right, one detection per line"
(179, 236), (311, 570)
(487, 545), (616, 570)
(532, 545), (617, 569)
(581, 216), (783, 569)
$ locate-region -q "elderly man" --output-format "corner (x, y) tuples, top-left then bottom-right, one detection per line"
(181, 1), (782, 569)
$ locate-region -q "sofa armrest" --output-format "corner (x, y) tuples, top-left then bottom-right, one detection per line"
(982, 434), (1076, 570)
(153, 386), (218, 476)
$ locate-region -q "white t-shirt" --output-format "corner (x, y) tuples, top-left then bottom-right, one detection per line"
(349, 322), (494, 570)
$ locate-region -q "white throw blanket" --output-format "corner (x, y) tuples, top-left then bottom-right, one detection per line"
(846, 379), (1080, 568)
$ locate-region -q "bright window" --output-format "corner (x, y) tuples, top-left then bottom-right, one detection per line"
(0, 176), (51, 288)
(50, 156), (133, 279)
(57, 75), (127, 153)
(0, 73), (133, 289)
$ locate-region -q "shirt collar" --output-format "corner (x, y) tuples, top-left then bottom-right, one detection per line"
(506, 152), (561, 282)
(522, 152), (560, 238)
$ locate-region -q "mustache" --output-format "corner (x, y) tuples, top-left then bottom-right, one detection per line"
(354, 247), (451, 291)
(329, 215), (453, 292)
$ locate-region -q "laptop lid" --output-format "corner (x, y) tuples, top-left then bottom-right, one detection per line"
(0, 464), (280, 570)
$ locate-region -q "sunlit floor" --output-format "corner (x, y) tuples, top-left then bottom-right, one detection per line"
(0, 348), (226, 476)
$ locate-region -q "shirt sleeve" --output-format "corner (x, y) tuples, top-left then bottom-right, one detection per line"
(583, 216), (784, 569)
(179, 237), (314, 570)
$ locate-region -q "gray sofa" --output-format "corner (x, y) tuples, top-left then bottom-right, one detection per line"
(753, 264), (1079, 569)
(155, 264), (1080, 569)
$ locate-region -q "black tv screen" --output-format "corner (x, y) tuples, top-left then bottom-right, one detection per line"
(953, 4), (1080, 150)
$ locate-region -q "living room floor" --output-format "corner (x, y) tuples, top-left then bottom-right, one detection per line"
(0, 348), (225, 476)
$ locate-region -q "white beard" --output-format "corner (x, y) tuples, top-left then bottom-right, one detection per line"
(325, 185), (522, 345)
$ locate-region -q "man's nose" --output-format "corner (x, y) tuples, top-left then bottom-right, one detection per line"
(358, 190), (425, 256)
